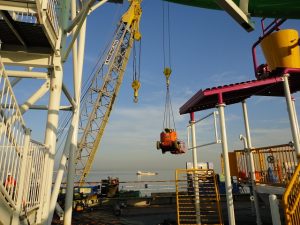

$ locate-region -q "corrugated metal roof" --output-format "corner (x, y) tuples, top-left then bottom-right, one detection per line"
(180, 73), (300, 114)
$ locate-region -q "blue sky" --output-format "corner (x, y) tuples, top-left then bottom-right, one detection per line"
(22, 0), (300, 174)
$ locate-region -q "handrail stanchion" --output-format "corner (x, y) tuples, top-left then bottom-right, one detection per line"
(217, 92), (236, 225)
(241, 100), (262, 225)
(269, 194), (281, 225)
(283, 74), (300, 161)
(190, 112), (201, 224)
(11, 129), (31, 224)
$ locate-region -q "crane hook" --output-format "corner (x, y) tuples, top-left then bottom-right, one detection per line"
(164, 67), (172, 87)
(132, 79), (141, 103)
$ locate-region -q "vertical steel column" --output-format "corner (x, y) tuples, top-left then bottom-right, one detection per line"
(38, 0), (71, 221)
(283, 74), (300, 160)
(242, 101), (262, 225)
(190, 112), (198, 169)
(11, 129), (31, 225)
(48, 0), (79, 223)
(291, 97), (300, 139)
(217, 93), (236, 225)
(190, 112), (201, 224)
(48, 126), (73, 224)
(41, 59), (64, 224)
(269, 194), (281, 225)
(64, 15), (87, 225)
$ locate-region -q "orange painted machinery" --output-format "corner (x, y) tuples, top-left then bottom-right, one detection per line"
(157, 128), (186, 154)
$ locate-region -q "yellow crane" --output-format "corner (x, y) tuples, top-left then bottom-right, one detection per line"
(75, 0), (142, 185)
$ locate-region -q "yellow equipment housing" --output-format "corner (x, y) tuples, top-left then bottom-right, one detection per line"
(260, 29), (300, 70)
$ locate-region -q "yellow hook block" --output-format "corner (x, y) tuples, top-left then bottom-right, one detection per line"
(131, 79), (141, 103)
(163, 67), (172, 87)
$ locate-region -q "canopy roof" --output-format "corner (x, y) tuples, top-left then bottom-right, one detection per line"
(180, 72), (300, 114)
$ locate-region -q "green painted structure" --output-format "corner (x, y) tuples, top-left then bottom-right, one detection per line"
(166, 0), (300, 19)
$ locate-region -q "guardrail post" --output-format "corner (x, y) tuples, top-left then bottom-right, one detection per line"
(11, 128), (31, 225)
(283, 74), (300, 161)
(189, 112), (201, 224)
(241, 101), (262, 225)
(269, 194), (281, 225)
(218, 101), (236, 225)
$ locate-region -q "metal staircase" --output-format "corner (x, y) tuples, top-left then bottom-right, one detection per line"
(198, 175), (223, 224)
(176, 169), (223, 225)
(0, 56), (48, 225)
(283, 162), (300, 225)
(0, 1), (61, 224)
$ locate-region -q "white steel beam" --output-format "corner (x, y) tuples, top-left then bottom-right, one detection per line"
(62, 83), (76, 110)
(62, 0), (97, 61)
(0, 1), (36, 13)
(30, 105), (72, 111)
(6, 70), (49, 79)
(66, 0), (96, 33)
(0, 51), (53, 68)
(0, 10), (27, 47)
(10, 77), (22, 87)
(215, 0), (254, 32)
(89, 0), (109, 14)
(19, 80), (50, 114)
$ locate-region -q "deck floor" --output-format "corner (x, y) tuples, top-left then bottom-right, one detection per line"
(52, 197), (278, 225)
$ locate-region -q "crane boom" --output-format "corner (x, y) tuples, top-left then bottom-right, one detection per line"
(75, 0), (142, 184)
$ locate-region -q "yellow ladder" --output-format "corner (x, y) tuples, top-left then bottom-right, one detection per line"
(283, 162), (300, 225)
(176, 169), (223, 225)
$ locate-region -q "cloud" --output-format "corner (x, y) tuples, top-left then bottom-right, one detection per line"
(253, 96), (285, 104)
(209, 71), (249, 86)
(251, 127), (293, 147)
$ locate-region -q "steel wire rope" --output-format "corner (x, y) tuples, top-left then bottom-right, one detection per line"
(162, 0), (166, 69)
(167, 2), (172, 69)
(162, 1), (175, 130)
(138, 40), (142, 81)
(132, 40), (142, 82)
(163, 86), (176, 130)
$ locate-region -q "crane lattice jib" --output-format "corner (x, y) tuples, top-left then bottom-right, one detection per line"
(75, 0), (142, 185)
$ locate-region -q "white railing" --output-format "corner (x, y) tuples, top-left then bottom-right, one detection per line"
(187, 111), (221, 150)
(13, 12), (38, 24)
(0, 58), (47, 220)
(0, 0), (61, 36)
(22, 140), (47, 212)
(46, 0), (61, 36)
(0, 56), (27, 208)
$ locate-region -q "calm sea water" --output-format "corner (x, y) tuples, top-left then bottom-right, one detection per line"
(86, 169), (177, 196)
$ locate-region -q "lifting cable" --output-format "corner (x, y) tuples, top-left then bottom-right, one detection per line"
(132, 39), (142, 103)
(162, 1), (175, 130)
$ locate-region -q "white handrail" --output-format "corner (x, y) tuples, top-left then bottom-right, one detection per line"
(186, 111), (221, 151)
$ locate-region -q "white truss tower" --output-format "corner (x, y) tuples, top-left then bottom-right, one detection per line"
(0, 0), (117, 224)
